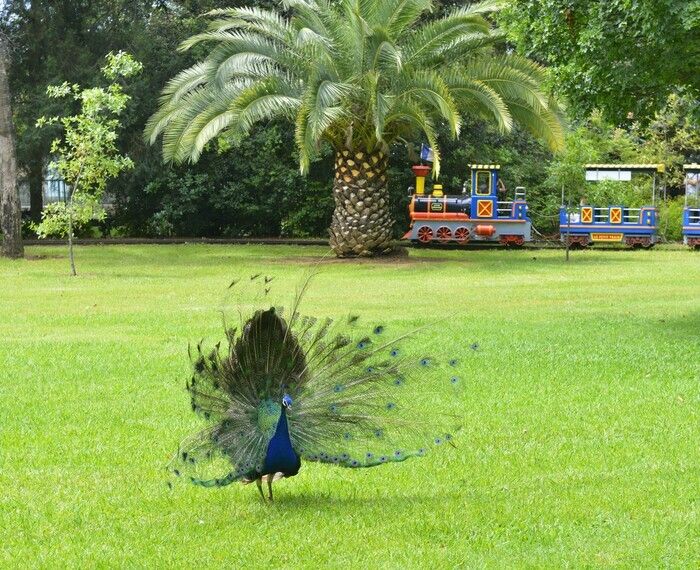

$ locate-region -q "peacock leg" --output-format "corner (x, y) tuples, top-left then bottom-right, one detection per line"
(267, 477), (274, 502)
(255, 478), (265, 500)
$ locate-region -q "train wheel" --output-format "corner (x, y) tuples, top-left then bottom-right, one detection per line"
(417, 226), (433, 243)
(454, 227), (470, 243)
(566, 236), (589, 249)
(436, 226), (452, 241)
(625, 236), (651, 248)
(500, 235), (525, 247)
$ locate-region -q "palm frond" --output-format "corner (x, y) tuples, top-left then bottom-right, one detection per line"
(402, 11), (492, 65)
(306, 79), (355, 147)
(205, 7), (292, 43)
(378, 0), (433, 39)
(147, 0), (563, 168)
(448, 0), (504, 18)
(441, 68), (513, 131)
(506, 100), (565, 152)
(371, 36), (403, 75)
(385, 100), (442, 175)
(396, 70), (461, 137)
(158, 61), (217, 102)
(160, 87), (237, 163)
(462, 59), (550, 113)
(213, 53), (280, 86)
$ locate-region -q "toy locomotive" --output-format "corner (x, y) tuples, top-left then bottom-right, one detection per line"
(559, 164), (663, 248)
(403, 164), (531, 247)
(683, 164), (700, 249)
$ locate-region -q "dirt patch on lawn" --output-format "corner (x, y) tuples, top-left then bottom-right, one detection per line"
(271, 252), (454, 266)
(25, 254), (63, 261)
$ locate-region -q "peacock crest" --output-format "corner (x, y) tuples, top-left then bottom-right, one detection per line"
(168, 273), (469, 500)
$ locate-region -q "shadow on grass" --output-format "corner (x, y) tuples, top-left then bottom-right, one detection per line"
(646, 310), (700, 338)
(241, 488), (453, 513)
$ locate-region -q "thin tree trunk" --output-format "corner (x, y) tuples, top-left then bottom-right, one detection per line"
(329, 148), (393, 257)
(28, 158), (44, 221)
(0, 34), (24, 259)
(67, 192), (76, 276)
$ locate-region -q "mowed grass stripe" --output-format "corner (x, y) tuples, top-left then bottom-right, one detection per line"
(0, 245), (698, 567)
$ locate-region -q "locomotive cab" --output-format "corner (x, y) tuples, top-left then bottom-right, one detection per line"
(468, 165), (499, 220)
(467, 165), (529, 222)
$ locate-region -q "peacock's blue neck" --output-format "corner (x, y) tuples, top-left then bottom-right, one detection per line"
(262, 409), (300, 477)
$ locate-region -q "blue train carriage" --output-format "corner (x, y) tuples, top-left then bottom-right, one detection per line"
(403, 163), (532, 246)
(559, 164), (664, 248)
(682, 164), (700, 249)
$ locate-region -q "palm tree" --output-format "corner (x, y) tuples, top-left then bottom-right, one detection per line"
(146, 0), (563, 257)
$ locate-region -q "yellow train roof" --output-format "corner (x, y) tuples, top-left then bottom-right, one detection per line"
(585, 164), (665, 173)
(469, 164), (500, 170)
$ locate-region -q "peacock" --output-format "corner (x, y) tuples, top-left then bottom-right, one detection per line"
(168, 274), (466, 500)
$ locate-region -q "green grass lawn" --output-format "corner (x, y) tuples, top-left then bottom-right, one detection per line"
(1, 244), (698, 568)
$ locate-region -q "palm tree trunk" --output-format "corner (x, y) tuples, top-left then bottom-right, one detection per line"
(329, 148), (393, 257)
(0, 34), (24, 259)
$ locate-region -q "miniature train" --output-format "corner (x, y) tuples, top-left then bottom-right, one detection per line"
(683, 164), (700, 249)
(402, 164), (532, 247)
(558, 164), (663, 249)
(403, 161), (698, 249)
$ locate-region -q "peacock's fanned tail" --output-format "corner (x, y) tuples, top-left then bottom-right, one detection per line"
(168, 275), (466, 488)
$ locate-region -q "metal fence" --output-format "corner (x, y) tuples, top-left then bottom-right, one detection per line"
(19, 178), (114, 212)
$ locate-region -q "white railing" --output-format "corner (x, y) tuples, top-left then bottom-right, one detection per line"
(497, 201), (513, 215)
(688, 208), (700, 223)
(622, 208), (641, 223)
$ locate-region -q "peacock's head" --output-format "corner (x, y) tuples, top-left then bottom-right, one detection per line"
(282, 393), (293, 410)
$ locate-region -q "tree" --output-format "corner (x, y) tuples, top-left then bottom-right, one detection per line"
(146, 0), (564, 257)
(500, 0), (700, 124)
(34, 52), (142, 275)
(1, 1), (152, 220)
(0, 32), (23, 259)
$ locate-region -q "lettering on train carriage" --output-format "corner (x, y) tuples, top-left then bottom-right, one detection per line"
(590, 233), (623, 242)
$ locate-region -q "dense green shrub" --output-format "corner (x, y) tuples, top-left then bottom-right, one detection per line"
(657, 197), (686, 242)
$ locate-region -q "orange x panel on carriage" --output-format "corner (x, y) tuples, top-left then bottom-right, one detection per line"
(610, 207), (622, 224)
(477, 200), (493, 218)
(581, 207), (593, 223)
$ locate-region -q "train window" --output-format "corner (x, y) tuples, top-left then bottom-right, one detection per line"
(475, 171), (491, 195)
(687, 172), (700, 199)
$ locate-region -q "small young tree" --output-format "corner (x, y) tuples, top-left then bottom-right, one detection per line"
(35, 51), (142, 275)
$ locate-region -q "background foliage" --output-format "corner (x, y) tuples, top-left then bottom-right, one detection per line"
(1, 0), (698, 241)
(499, 0), (700, 124)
